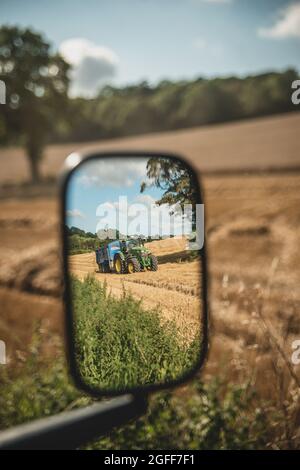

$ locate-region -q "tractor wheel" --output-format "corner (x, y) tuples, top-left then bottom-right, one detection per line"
(127, 257), (141, 274)
(150, 255), (158, 271)
(102, 263), (108, 273)
(114, 255), (126, 274)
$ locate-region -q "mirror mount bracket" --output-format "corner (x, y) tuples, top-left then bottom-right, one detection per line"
(0, 393), (148, 450)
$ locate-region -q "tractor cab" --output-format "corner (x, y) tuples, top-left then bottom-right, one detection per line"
(125, 239), (148, 256)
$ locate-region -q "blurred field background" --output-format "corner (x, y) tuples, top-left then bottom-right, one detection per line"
(1, 112), (300, 448)
(0, 12), (300, 448)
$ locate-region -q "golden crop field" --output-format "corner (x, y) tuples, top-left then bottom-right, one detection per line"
(0, 113), (299, 447)
(0, 170), (299, 394)
(0, 112), (300, 187)
(69, 238), (203, 344)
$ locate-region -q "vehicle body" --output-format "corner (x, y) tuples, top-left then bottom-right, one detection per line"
(95, 239), (158, 274)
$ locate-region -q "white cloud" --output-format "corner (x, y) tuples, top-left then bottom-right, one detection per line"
(77, 158), (148, 188)
(258, 3), (300, 39)
(59, 38), (119, 97)
(96, 196), (189, 239)
(67, 209), (85, 219)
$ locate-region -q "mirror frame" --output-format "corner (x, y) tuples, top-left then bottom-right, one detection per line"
(61, 151), (209, 397)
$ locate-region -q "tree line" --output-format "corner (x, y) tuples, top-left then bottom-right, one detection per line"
(66, 226), (98, 254)
(67, 225), (167, 255)
(0, 26), (298, 181)
(62, 69), (298, 143)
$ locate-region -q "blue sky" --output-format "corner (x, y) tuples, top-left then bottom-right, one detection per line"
(66, 157), (165, 236)
(66, 157), (196, 238)
(1, 0), (300, 96)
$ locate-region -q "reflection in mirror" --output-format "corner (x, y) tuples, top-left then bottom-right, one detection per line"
(65, 155), (205, 393)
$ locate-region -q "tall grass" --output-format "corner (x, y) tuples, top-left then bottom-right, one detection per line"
(0, 343), (82, 429)
(0, 274), (298, 448)
(0, 345), (272, 449)
(72, 275), (200, 390)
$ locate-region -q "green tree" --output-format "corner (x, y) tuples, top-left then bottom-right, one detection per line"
(141, 157), (198, 208)
(0, 26), (70, 181)
(141, 157), (200, 232)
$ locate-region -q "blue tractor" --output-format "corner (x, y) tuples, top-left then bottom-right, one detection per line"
(95, 239), (158, 274)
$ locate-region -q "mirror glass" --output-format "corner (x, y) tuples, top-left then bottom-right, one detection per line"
(64, 154), (206, 393)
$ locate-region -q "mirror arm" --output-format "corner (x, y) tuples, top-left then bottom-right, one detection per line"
(0, 394), (148, 450)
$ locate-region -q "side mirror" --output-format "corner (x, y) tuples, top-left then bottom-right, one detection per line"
(61, 151), (208, 397)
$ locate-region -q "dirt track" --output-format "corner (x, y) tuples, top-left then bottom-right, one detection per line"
(69, 238), (203, 343)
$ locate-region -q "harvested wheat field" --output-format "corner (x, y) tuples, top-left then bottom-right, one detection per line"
(0, 172), (299, 392)
(69, 237), (203, 344)
(0, 113), (300, 187)
(0, 114), (299, 408)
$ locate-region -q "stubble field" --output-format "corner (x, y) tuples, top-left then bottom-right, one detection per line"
(0, 113), (299, 446)
(0, 172), (299, 391)
(69, 238), (202, 344)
